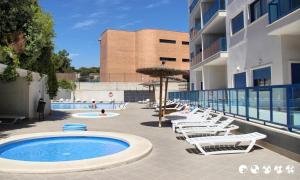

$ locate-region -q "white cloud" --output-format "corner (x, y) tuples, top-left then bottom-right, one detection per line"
(115, 14), (127, 19)
(88, 11), (106, 18)
(68, 53), (80, 58)
(95, 0), (121, 5)
(72, 20), (97, 29)
(146, 0), (170, 8)
(119, 20), (142, 28)
(70, 13), (81, 18)
(118, 6), (131, 11)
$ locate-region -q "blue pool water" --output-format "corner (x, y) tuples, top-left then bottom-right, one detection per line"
(0, 136), (129, 162)
(51, 103), (123, 110)
(73, 112), (119, 118)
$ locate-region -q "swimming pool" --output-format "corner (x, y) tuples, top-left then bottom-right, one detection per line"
(0, 136), (129, 162)
(72, 112), (120, 118)
(0, 132), (152, 173)
(51, 102), (124, 111)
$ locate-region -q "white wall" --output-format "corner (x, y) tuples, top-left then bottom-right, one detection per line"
(203, 65), (227, 90)
(0, 64), (50, 119)
(281, 35), (300, 84)
(56, 88), (72, 100)
(74, 90), (124, 102)
(76, 82), (148, 91)
(28, 75), (50, 118)
(74, 82), (186, 102)
(226, 0), (286, 88)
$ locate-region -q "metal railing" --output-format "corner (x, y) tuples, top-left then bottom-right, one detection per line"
(100, 73), (156, 82)
(203, 0), (226, 25)
(169, 84), (300, 132)
(191, 52), (202, 67)
(203, 37), (227, 60)
(190, 22), (201, 40)
(189, 0), (200, 13)
(269, 0), (300, 24)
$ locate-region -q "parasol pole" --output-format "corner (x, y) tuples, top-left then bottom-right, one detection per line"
(158, 76), (163, 127)
(163, 77), (169, 115)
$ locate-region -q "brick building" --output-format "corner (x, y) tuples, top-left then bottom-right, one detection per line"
(99, 29), (190, 82)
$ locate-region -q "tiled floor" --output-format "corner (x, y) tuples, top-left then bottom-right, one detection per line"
(0, 103), (299, 180)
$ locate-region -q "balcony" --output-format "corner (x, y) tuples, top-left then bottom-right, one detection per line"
(203, 0), (225, 26)
(191, 52), (202, 67)
(269, 0), (300, 24)
(203, 37), (227, 60)
(268, 0), (300, 35)
(190, 22), (201, 40)
(189, 0), (199, 13)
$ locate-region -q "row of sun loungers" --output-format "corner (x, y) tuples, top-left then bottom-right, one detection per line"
(0, 115), (26, 125)
(167, 107), (267, 155)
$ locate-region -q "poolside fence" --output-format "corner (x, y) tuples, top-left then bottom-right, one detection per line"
(169, 84), (300, 132)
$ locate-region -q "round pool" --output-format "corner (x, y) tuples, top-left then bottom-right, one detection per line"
(0, 132), (152, 173)
(72, 112), (119, 118)
(0, 136), (129, 162)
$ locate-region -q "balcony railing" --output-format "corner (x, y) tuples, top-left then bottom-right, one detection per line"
(203, 37), (227, 60)
(269, 0), (300, 24)
(189, 0), (199, 13)
(189, 22), (201, 40)
(169, 84), (300, 132)
(191, 52), (202, 67)
(203, 0), (225, 25)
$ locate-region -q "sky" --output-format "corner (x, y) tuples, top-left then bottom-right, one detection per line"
(39, 0), (189, 68)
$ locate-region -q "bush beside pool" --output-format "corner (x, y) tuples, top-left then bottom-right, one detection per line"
(0, 131), (152, 173)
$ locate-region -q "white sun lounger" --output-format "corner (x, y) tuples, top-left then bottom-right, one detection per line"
(178, 119), (239, 138)
(176, 116), (232, 130)
(168, 107), (201, 117)
(0, 115), (26, 125)
(179, 124), (239, 139)
(187, 132), (267, 155)
(171, 108), (213, 124)
(172, 113), (223, 132)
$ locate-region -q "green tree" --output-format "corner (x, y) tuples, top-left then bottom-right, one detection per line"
(58, 80), (76, 90)
(0, 47), (19, 82)
(20, 5), (55, 71)
(47, 63), (58, 99)
(0, 0), (37, 46)
(77, 67), (99, 76)
(52, 49), (74, 73)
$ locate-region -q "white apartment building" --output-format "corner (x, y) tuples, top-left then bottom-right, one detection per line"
(189, 0), (300, 90)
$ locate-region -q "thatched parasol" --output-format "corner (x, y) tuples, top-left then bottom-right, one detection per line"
(136, 65), (187, 127)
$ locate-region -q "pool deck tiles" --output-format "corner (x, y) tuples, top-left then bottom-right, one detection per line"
(0, 103), (299, 180)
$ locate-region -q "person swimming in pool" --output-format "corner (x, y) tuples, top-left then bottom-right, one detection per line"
(92, 100), (97, 109)
(100, 109), (107, 116)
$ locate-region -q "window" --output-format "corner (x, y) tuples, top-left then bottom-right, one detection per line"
(191, 83), (195, 91)
(234, 72), (247, 88)
(182, 41), (189, 45)
(182, 58), (190, 62)
(160, 57), (176, 62)
(231, 12), (244, 35)
(291, 63), (300, 84)
(253, 67), (271, 87)
(250, 0), (267, 23)
(159, 39), (176, 44)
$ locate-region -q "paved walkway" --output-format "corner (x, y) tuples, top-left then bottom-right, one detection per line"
(0, 104), (299, 180)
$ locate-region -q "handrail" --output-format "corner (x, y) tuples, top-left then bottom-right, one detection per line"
(269, 0), (300, 24)
(191, 52), (202, 67)
(203, 37), (227, 59)
(189, 0), (200, 13)
(169, 84), (300, 132)
(203, 0), (225, 25)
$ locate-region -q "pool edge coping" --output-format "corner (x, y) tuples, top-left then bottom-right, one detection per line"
(0, 131), (153, 174)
